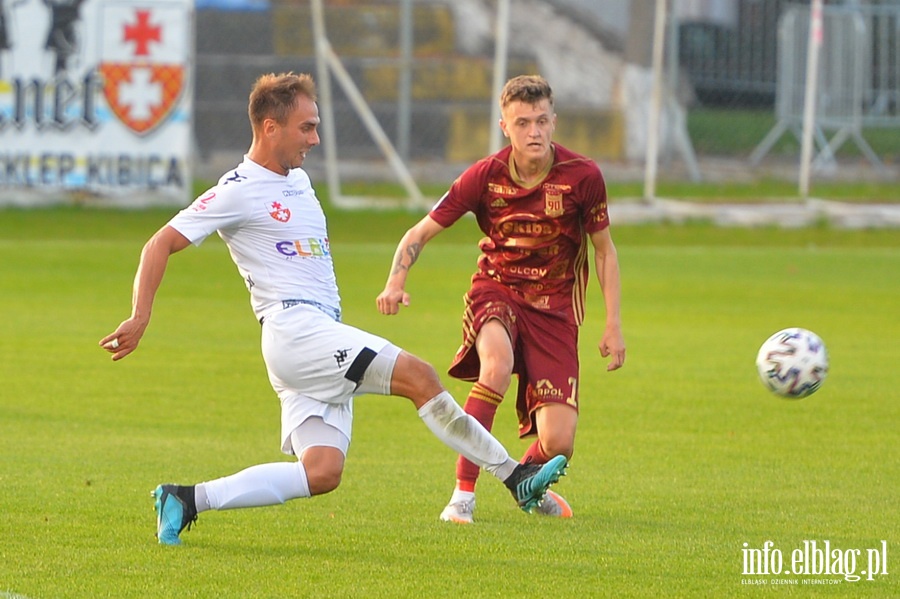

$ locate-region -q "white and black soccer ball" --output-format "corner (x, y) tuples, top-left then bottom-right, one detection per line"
(756, 328), (829, 399)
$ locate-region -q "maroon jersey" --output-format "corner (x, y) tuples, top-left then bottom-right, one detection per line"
(430, 143), (609, 325)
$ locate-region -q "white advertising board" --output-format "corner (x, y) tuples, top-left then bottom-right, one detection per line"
(0, 0), (193, 206)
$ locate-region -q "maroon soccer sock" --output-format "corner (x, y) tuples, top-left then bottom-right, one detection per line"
(454, 382), (504, 492)
(520, 438), (550, 465)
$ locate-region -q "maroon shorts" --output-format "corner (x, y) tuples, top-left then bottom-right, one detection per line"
(448, 280), (579, 437)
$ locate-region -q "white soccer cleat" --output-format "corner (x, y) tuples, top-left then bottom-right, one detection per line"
(439, 498), (475, 524)
(534, 489), (573, 518)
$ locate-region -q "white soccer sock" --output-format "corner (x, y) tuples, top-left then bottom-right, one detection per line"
(418, 391), (518, 481)
(199, 461), (311, 511)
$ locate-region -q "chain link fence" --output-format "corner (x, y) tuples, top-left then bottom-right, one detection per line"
(193, 0), (900, 191)
(675, 0), (899, 177)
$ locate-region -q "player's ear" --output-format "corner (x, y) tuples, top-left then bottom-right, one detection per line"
(263, 117), (279, 137)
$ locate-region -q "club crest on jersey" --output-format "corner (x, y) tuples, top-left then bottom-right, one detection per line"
(544, 192), (564, 217)
(543, 183), (570, 217)
(266, 201), (291, 223)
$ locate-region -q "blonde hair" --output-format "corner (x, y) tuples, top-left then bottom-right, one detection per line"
(500, 75), (553, 109)
(248, 72), (317, 129)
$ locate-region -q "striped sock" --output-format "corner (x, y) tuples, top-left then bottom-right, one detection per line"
(455, 382), (504, 492)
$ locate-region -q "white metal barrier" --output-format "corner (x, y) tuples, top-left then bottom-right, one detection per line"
(751, 4), (899, 172)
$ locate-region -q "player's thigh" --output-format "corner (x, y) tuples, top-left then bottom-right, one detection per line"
(448, 283), (518, 384)
(475, 319), (515, 389)
(290, 415), (351, 457)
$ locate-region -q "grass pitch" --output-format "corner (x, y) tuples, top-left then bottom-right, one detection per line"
(0, 207), (898, 598)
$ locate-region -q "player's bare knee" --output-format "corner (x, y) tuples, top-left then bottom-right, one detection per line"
(392, 351), (444, 405)
(305, 463), (343, 495)
(299, 446), (345, 495)
(477, 360), (513, 397)
(478, 365), (512, 396)
(540, 436), (575, 461)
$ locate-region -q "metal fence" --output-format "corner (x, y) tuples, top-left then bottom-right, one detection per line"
(676, 0), (784, 107)
(749, 5), (880, 169)
(674, 0), (899, 175)
(193, 0), (900, 188)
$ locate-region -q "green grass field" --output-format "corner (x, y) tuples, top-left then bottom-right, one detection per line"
(1, 207), (898, 598)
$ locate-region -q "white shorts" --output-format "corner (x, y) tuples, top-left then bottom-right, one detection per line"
(260, 303), (400, 454)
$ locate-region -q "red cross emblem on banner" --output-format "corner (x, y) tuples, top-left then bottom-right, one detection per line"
(99, 5), (187, 136)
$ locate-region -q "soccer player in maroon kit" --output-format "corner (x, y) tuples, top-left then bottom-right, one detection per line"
(377, 75), (625, 523)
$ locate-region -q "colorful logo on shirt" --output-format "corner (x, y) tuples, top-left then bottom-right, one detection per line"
(266, 201), (291, 223)
(275, 238), (331, 258)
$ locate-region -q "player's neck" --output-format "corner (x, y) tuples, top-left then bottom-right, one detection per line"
(509, 147), (554, 188)
(247, 144), (289, 176)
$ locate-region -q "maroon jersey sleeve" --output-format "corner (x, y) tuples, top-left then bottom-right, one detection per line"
(560, 147), (608, 235)
(429, 154), (500, 229)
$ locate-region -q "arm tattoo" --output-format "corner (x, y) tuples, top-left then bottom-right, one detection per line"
(391, 242), (421, 275)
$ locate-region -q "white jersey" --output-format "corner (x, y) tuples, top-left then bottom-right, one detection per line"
(168, 156), (341, 323)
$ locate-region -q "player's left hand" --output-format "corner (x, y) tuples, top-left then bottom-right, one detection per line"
(599, 326), (625, 371)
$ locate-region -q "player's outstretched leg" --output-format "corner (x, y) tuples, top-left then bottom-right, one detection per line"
(153, 484), (198, 545)
(502, 455), (568, 512)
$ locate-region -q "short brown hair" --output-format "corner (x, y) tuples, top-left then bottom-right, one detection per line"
(500, 75), (553, 110)
(248, 72), (317, 129)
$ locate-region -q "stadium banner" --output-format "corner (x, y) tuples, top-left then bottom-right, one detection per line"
(0, 0), (193, 207)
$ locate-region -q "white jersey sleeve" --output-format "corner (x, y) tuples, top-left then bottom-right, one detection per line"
(168, 156), (341, 322)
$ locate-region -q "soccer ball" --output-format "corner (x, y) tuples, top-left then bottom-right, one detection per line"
(755, 328), (829, 399)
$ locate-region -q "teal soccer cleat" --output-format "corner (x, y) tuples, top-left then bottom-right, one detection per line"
(503, 455), (568, 512)
(152, 484), (198, 545)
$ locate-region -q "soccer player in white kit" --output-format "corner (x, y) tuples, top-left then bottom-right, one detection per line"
(99, 72), (568, 546)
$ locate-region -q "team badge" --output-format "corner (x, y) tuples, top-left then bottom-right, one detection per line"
(266, 201), (291, 222)
(98, 4), (189, 135)
(543, 183), (570, 217)
(544, 191), (564, 217)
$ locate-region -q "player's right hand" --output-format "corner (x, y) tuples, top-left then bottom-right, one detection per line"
(99, 317), (147, 361)
(376, 287), (410, 315)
